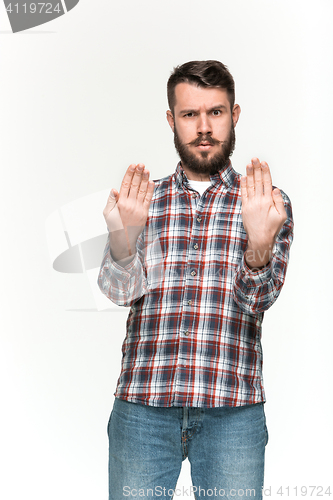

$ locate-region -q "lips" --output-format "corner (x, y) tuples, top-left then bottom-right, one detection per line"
(191, 136), (218, 147)
(196, 142), (213, 150)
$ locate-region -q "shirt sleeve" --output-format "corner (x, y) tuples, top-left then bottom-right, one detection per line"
(233, 191), (294, 315)
(97, 232), (148, 307)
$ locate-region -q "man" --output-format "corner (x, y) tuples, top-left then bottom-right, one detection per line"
(98, 60), (293, 499)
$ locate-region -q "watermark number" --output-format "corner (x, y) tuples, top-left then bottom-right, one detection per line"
(5, 3), (61, 14)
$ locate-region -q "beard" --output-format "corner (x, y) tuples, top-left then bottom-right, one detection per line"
(173, 122), (236, 176)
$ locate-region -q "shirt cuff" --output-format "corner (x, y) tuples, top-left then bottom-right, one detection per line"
(105, 251), (140, 286)
(239, 255), (273, 287)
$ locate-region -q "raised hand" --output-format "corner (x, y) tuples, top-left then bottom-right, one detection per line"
(240, 158), (287, 269)
(103, 163), (155, 263)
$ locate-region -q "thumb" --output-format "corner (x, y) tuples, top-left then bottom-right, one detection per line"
(103, 189), (124, 232)
(272, 188), (286, 217)
(109, 188), (119, 202)
(106, 189), (119, 210)
(104, 188), (118, 218)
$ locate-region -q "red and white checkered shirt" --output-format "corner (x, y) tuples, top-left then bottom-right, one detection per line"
(98, 162), (293, 407)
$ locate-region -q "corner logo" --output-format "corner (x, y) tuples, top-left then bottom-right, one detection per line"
(3, 0), (80, 33)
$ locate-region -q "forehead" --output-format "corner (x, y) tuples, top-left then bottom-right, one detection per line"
(173, 82), (230, 111)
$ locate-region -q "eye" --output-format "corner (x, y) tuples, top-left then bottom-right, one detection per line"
(212, 109), (222, 116)
(184, 112), (195, 117)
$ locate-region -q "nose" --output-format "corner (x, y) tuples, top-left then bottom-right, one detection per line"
(197, 113), (212, 135)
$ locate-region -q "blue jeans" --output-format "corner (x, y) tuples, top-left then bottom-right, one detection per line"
(108, 398), (268, 499)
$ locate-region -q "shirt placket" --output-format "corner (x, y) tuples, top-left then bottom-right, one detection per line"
(173, 188), (206, 406)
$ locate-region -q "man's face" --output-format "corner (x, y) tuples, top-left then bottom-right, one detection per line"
(167, 83), (241, 177)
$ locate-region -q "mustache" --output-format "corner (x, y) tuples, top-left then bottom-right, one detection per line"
(188, 135), (222, 147)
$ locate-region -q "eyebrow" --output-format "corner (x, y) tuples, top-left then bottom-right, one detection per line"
(178, 104), (228, 114)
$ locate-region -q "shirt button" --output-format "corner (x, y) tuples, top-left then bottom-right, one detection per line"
(192, 193), (197, 198)
(193, 244), (199, 250)
(197, 217), (202, 222)
(187, 300), (192, 305)
(184, 330), (189, 336)
(190, 270), (197, 276)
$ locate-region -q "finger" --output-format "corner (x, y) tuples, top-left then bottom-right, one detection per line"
(103, 189), (124, 231)
(246, 163), (254, 197)
(119, 164), (136, 199)
(112, 189), (120, 205)
(272, 188), (287, 218)
(261, 161), (272, 197)
(137, 168), (150, 203)
(252, 157), (263, 196)
(110, 188), (119, 200)
(143, 180), (155, 208)
(105, 188), (118, 211)
(240, 175), (248, 204)
(128, 163), (145, 200)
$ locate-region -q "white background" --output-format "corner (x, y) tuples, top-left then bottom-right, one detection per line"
(0, 1), (332, 498)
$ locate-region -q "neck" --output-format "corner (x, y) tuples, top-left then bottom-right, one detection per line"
(181, 164), (211, 182)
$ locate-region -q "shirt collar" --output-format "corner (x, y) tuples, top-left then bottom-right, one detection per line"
(174, 161), (237, 190)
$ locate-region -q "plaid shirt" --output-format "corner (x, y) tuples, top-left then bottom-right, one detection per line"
(98, 162), (293, 408)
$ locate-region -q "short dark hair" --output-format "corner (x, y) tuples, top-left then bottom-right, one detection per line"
(167, 60), (235, 114)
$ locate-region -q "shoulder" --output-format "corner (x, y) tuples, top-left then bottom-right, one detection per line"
(151, 172), (175, 199)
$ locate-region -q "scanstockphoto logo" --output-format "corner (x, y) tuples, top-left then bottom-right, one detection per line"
(3, 0), (80, 33)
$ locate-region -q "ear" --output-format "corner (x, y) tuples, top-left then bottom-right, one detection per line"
(166, 110), (175, 132)
(232, 104), (241, 127)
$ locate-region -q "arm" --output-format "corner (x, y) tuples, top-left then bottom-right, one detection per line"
(233, 158), (294, 315)
(97, 164), (155, 306)
(97, 231), (148, 307)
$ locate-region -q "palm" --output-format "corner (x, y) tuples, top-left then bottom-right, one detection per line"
(103, 163), (155, 261)
(240, 158), (287, 267)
